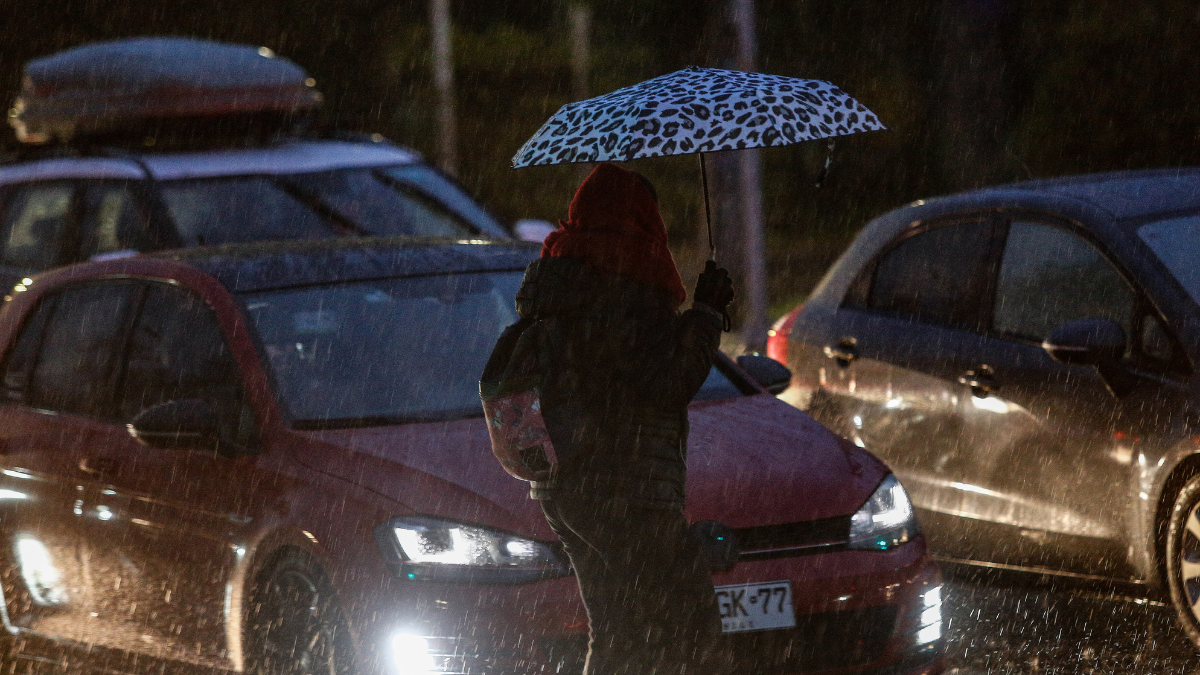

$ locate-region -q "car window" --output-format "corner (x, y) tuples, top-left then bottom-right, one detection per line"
(118, 284), (253, 444)
(693, 364), (749, 401)
(0, 182), (73, 271)
(863, 220), (993, 329)
(1140, 314), (1175, 362)
(282, 169), (476, 237)
(1138, 214), (1200, 305)
(1, 295), (55, 403)
(382, 165), (507, 237)
(242, 271), (522, 427)
(993, 221), (1135, 341)
(26, 283), (138, 417)
(78, 182), (154, 259)
(160, 176), (336, 247)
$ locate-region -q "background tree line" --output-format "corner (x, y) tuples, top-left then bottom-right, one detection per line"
(3, 0), (1199, 317)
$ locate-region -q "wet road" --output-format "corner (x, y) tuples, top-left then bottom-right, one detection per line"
(942, 563), (1199, 674)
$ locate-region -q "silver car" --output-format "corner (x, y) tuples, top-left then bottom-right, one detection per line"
(0, 138), (508, 290)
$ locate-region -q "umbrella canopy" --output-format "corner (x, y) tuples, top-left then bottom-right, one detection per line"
(512, 66), (884, 168)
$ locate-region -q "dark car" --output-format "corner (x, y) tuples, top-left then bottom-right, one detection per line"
(772, 167), (1200, 649)
(0, 237), (942, 675)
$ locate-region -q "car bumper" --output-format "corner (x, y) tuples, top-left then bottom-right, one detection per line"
(349, 536), (944, 675)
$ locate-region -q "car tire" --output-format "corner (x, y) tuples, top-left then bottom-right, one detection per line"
(245, 548), (356, 675)
(1165, 474), (1200, 651)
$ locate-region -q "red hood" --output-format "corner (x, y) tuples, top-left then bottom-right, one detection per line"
(295, 394), (886, 540)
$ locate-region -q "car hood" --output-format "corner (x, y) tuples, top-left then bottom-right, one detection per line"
(295, 394), (886, 540)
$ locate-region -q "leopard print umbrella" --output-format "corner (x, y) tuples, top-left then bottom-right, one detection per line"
(512, 66), (884, 168)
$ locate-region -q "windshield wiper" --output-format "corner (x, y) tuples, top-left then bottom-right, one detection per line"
(272, 177), (370, 236)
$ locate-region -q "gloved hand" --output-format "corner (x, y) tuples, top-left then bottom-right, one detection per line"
(693, 260), (734, 313)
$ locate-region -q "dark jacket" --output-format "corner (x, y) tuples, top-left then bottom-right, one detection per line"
(515, 256), (723, 509)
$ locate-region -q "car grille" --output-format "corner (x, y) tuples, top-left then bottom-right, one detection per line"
(735, 515), (851, 560)
(537, 604), (897, 674)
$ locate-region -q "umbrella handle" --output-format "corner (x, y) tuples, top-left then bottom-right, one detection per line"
(699, 153), (730, 331)
(700, 152), (715, 260)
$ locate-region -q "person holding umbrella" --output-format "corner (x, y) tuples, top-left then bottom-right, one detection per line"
(502, 65), (884, 673)
(513, 161), (733, 674)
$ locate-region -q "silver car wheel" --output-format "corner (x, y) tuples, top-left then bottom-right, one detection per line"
(1180, 503), (1200, 622)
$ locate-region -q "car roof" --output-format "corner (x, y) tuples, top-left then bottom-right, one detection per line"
(0, 139), (420, 185)
(936, 167), (1200, 222)
(149, 236), (539, 293)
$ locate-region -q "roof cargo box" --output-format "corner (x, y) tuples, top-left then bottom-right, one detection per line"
(8, 37), (323, 144)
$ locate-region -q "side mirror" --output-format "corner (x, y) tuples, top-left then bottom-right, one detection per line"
(736, 354), (792, 395)
(1042, 318), (1135, 397)
(127, 399), (220, 451)
(1042, 318), (1126, 366)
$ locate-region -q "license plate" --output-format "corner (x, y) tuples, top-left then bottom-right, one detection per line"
(715, 580), (796, 633)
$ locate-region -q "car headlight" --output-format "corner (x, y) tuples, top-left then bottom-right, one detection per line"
(848, 474), (918, 550)
(374, 516), (567, 583)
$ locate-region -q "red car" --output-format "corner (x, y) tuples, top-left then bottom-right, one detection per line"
(0, 237), (943, 675)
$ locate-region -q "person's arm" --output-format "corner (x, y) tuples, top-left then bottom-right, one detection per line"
(644, 303), (724, 407)
(630, 263), (733, 408)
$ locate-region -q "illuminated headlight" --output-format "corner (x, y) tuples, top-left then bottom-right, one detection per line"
(375, 516), (566, 583)
(916, 622), (942, 645)
(848, 474), (918, 550)
(390, 633), (435, 675)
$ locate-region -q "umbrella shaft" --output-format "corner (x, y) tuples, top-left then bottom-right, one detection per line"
(700, 152), (715, 260)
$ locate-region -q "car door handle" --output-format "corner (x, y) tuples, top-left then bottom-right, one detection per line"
(823, 337), (857, 368)
(959, 366), (998, 398)
(78, 457), (120, 476)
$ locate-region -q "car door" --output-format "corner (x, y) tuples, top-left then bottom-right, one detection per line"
(71, 280), (265, 671)
(952, 217), (1189, 575)
(805, 217), (1005, 548)
(0, 279), (264, 672)
(0, 282), (141, 662)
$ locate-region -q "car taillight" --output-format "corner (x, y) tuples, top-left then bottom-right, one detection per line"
(766, 307), (800, 364)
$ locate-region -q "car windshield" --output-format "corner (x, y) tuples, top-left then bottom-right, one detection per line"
(242, 272), (745, 428)
(160, 176), (338, 246)
(280, 168), (478, 237)
(1138, 215), (1200, 305)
